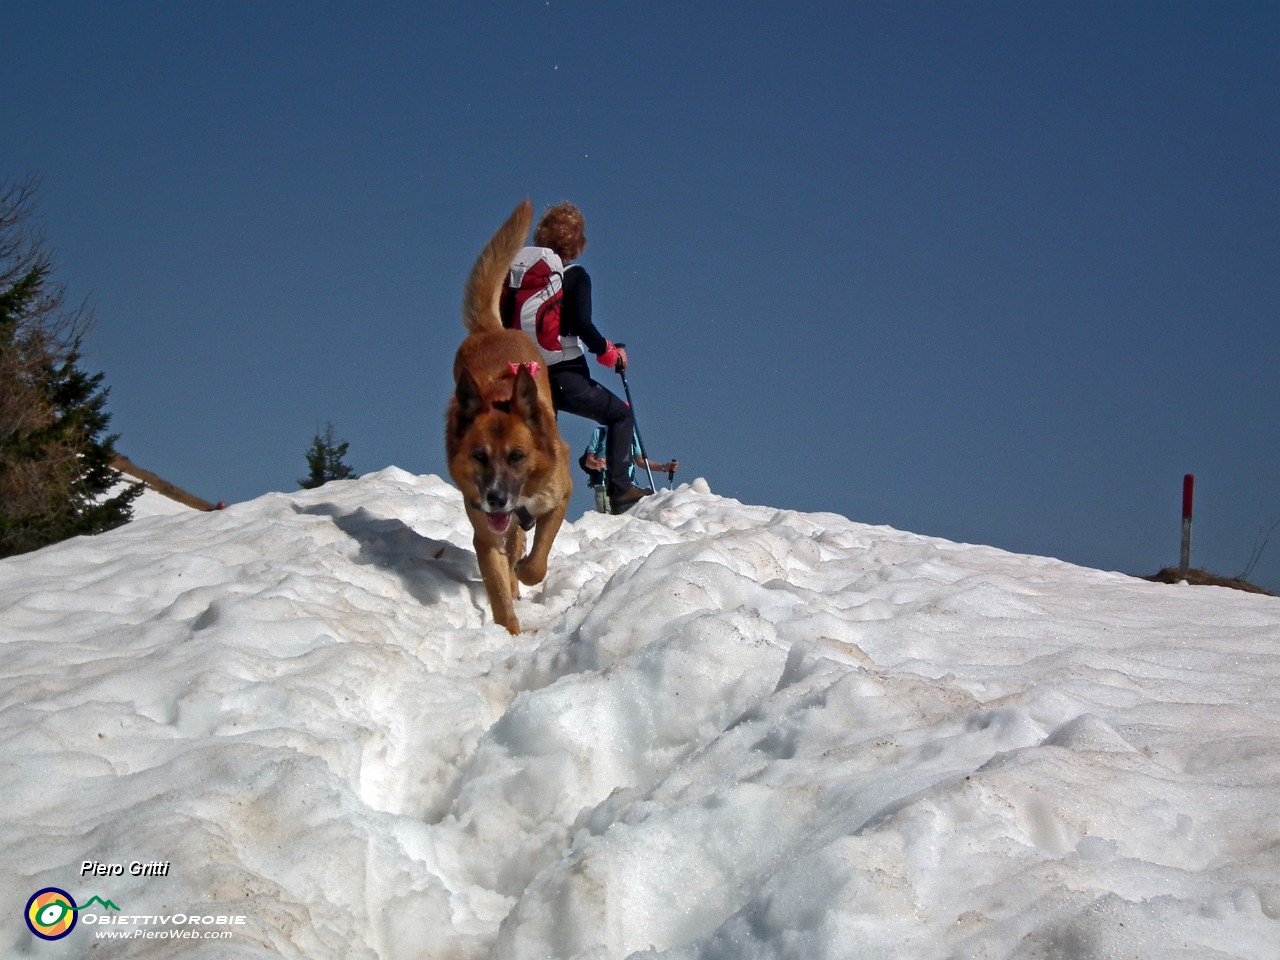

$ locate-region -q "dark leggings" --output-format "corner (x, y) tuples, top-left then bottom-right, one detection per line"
(549, 358), (638, 495)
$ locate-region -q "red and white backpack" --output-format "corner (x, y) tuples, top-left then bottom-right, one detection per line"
(500, 247), (584, 366)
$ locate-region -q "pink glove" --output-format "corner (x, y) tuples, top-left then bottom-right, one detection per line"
(597, 342), (622, 369)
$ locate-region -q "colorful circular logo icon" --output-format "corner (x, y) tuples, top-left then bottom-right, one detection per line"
(25, 887), (78, 941)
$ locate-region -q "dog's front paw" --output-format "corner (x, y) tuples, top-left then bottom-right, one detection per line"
(515, 556), (547, 586)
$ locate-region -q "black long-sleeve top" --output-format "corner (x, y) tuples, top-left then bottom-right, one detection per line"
(560, 264), (612, 359)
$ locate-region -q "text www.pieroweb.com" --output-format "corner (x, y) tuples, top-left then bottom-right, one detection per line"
(95, 928), (233, 940)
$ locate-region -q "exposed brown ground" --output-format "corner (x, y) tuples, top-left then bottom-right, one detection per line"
(1142, 566), (1274, 597)
(112, 454), (219, 512)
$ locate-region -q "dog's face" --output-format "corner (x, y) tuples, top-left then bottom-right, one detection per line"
(447, 367), (546, 536)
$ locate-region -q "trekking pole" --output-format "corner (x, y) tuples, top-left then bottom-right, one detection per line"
(613, 344), (657, 491)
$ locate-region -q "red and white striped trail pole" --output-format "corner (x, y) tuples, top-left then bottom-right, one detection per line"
(1179, 473), (1195, 576)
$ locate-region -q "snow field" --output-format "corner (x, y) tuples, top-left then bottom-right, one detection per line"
(2, 468), (1278, 958)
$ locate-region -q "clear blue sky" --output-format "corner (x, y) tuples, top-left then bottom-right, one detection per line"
(5, 1), (1278, 591)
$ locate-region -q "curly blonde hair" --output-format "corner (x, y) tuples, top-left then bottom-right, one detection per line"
(533, 202), (587, 261)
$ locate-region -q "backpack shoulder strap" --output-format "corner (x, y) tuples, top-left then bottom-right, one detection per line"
(508, 246), (564, 282)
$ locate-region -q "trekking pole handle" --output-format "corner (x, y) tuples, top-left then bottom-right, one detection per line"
(614, 342), (626, 375)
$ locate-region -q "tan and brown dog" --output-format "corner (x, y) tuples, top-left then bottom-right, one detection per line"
(446, 200), (572, 633)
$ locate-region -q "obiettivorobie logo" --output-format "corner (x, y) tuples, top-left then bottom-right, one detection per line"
(24, 887), (248, 944)
(25, 888), (121, 941)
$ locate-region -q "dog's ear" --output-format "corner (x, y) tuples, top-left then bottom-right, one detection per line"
(510, 365), (543, 430)
(453, 370), (485, 433)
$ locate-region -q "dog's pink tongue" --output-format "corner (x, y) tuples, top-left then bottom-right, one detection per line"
(486, 512), (512, 534)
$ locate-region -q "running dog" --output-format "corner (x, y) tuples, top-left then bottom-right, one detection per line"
(446, 199), (571, 633)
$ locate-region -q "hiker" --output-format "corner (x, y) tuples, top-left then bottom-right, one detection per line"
(501, 201), (652, 513)
(580, 426), (677, 513)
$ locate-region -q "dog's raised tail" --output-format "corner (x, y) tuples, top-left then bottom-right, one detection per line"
(462, 199), (532, 334)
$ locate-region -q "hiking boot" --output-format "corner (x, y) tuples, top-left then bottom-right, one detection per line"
(610, 485), (653, 515)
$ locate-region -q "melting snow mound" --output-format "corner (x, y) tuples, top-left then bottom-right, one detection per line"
(2, 468), (1278, 958)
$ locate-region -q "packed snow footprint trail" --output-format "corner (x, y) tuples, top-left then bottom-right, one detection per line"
(2, 468), (1278, 959)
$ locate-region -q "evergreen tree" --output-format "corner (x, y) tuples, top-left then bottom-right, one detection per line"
(299, 422), (357, 489)
(0, 177), (141, 558)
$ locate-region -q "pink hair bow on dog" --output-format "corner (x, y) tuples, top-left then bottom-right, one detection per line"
(507, 362), (541, 378)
